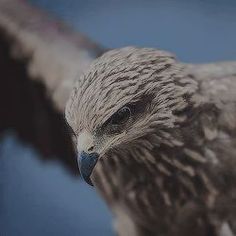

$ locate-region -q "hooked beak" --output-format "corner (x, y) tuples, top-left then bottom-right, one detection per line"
(78, 151), (99, 186)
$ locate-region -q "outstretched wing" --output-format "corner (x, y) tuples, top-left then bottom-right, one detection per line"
(0, 0), (104, 174)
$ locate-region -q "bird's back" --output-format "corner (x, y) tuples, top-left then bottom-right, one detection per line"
(186, 62), (236, 105)
(185, 62), (236, 235)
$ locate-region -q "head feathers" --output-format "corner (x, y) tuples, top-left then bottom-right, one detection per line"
(66, 47), (197, 137)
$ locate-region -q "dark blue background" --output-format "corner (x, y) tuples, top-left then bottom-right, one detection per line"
(1, 0), (236, 235)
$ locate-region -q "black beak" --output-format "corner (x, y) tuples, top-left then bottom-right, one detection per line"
(78, 151), (99, 186)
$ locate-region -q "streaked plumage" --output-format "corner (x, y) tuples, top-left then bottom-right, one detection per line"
(66, 47), (236, 236)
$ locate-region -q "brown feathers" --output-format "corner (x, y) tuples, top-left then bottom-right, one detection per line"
(66, 47), (236, 236)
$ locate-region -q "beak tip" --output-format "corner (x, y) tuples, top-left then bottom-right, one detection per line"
(78, 151), (99, 186)
(81, 174), (94, 186)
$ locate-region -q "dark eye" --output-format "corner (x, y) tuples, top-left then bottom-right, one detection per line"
(110, 106), (131, 125)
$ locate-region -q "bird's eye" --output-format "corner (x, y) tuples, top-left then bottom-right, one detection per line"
(110, 106), (131, 125)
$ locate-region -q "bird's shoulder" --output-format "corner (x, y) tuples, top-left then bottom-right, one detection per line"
(185, 61), (236, 105)
(184, 62), (236, 135)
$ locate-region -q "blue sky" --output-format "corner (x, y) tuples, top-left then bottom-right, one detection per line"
(30, 0), (236, 62)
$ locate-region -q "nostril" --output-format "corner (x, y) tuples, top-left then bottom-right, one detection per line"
(88, 146), (94, 152)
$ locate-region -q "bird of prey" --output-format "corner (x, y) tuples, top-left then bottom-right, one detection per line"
(1, 1), (236, 235)
(66, 47), (236, 236)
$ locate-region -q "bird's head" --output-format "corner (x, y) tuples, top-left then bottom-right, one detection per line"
(65, 47), (197, 185)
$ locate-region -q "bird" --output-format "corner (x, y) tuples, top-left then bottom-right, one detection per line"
(65, 47), (236, 236)
(3, 1), (235, 235)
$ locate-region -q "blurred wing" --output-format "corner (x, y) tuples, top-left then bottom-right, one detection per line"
(0, 0), (104, 111)
(0, 0), (105, 174)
